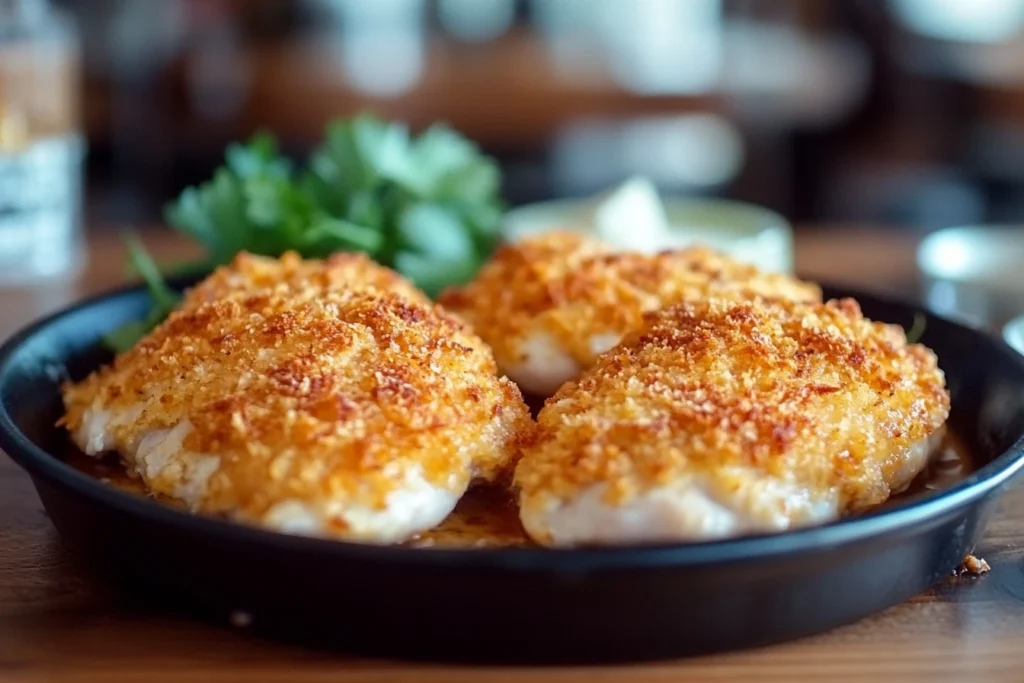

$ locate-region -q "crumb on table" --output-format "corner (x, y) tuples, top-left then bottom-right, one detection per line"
(955, 554), (991, 576)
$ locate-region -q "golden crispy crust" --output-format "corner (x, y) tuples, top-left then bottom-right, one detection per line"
(515, 297), (950, 514)
(62, 286), (532, 521)
(184, 250), (429, 307)
(438, 232), (822, 374)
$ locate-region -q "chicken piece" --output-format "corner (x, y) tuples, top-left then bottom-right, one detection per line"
(183, 250), (430, 307)
(515, 297), (950, 547)
(438, 231), (821, 396)
(61, 286), (532, 544)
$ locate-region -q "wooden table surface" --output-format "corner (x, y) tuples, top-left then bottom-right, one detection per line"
(2, 228), (1023, 683)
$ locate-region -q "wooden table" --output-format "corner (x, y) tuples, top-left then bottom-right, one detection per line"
(2, 228), (1023, 683)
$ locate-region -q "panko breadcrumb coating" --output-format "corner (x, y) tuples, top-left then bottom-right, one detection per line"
(515, 297), (949, 546)
(439, 231), (821, 396)
(61, 278), (531, 543)
(183, 250), (430, 307)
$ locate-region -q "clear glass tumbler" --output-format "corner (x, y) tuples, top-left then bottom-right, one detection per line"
(0, 0), (84, 285)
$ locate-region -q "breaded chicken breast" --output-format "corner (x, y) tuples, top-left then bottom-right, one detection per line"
(515, 297), (949, 546)
(438, 232), (821, 396)
(183, 250), (429, 307)
(61, 286), (531, 544)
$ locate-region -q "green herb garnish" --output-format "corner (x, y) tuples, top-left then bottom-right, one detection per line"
(102, 234), (184, 353)
(905, 312), (927, 344)
(103, 115), (504, 352)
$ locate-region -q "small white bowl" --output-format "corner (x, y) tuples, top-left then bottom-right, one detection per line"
(502, 197), (794, 274)
(917, 225), (1024, 327)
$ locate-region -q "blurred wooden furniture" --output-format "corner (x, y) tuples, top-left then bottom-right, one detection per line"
(2, 226), (1023, 683)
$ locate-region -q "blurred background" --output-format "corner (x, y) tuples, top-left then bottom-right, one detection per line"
(10, 0), (1024, 235)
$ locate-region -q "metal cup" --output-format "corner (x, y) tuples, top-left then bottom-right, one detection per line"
(917, 225), (1024, 329)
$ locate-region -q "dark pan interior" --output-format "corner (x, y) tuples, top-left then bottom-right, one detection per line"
(3, 281), (1024, 662)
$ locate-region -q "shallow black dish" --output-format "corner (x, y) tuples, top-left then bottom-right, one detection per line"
(2, 280), (1024, 664)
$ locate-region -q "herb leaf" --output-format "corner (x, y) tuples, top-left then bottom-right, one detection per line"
(102, 234), (183, 353)
(103, 115), (503, 353)
(905, 312), (927, 344)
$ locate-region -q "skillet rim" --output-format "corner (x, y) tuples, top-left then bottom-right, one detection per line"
(1, 278), (1023, 572)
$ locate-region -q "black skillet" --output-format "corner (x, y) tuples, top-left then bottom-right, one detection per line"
(1, 278), (1024, 664)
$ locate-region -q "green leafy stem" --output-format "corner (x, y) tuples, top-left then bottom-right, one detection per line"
(103, 115), (504, 352)
(905, 312), (927, 344)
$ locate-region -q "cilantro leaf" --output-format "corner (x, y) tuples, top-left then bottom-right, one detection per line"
(905, 313), (927, 344)
(102, 234), (183, 353)
(105, 115), (503, 352)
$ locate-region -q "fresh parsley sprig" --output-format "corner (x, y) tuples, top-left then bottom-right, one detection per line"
(102, 115), (504, 352)
(905, 312), (927, 344)
(102, 234), (183, 353)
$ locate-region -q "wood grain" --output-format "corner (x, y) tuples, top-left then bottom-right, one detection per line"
(2, 227), (1023, 683)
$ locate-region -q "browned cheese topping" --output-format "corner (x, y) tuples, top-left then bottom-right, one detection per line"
(62, 273), (532, 520)
(184, 250), (430, 307)
(515, 297), (950, 511)
(438, 231), (822, 370)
